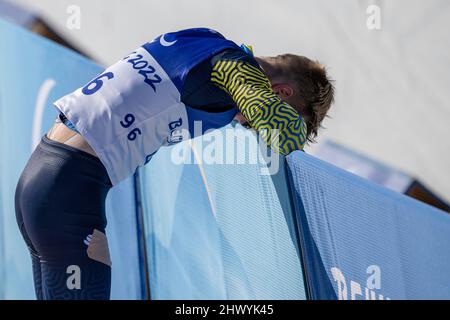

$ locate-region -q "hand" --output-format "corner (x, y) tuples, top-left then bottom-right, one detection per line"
(234, 112), (251, 129)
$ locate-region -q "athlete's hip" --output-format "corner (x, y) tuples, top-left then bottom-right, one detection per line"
(15, 135), (112, 254)
(19, 134), (111, 204)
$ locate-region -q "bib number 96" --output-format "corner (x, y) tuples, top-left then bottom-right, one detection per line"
(120, 113), (142, 141)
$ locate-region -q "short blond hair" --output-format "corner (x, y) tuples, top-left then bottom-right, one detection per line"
(273, 54), (335, 143)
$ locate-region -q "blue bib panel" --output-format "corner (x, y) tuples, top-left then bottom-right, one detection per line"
(143, 28), (242, 137)
(143, 28), (240, 91)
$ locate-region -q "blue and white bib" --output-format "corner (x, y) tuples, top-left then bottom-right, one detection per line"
(54, 28), (241, 185)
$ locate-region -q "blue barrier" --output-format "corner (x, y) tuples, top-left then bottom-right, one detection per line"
(312, 140), (413, 193)
(286, 151), (450, 300)
(139, 127), (307, 299)
(0, 19), (142, 299)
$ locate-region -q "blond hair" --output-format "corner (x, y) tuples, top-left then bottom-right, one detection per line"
(272, 54), (335, 143)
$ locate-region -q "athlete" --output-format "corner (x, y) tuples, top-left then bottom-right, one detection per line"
(14, 28), (334, 300)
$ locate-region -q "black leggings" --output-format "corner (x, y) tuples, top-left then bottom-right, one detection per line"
(14, 135), (113, 300)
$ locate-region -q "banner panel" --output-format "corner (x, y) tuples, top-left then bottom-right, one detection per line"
(287, 151), (450, 300)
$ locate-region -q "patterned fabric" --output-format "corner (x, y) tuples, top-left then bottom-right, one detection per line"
(181, 48), (258, 113)
(211, 59), (307, 154)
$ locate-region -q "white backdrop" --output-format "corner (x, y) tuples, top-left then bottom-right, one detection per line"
(14, 0), (450, 201)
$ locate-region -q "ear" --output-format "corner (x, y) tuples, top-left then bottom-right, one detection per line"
(271, 83), (294, 100)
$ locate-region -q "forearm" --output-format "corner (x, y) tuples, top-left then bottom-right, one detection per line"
(211, 59), (307, 154)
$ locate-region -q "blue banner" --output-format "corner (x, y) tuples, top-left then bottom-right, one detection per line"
(139, 125), (307, 299)
(0, 19), (142, 299)
(312, 140), (413, 193)
(287, 151), (450, 300)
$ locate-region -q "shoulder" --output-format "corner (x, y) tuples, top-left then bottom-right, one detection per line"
(211, 47), (261, 69)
